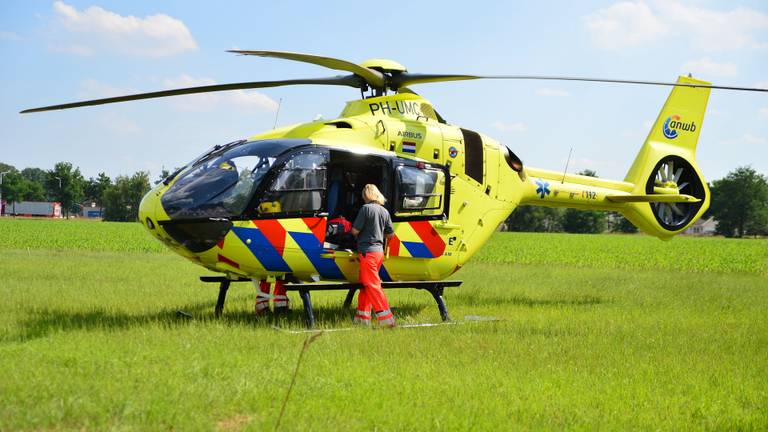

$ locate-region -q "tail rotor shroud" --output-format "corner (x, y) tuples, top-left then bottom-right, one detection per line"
(645, 156), (706, 230)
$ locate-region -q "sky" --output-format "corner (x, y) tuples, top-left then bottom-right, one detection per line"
(0, 1), (766, 184)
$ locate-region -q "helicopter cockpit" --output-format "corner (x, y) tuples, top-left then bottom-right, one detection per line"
(161, 139), (300, 220)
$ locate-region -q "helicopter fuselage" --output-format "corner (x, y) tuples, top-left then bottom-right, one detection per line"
(138, 82), (711, 284)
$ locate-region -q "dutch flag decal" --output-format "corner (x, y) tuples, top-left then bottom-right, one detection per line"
(402, 141), (417, 154)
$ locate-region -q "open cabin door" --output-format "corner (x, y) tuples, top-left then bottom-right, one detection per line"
(389, 157), (460, 280)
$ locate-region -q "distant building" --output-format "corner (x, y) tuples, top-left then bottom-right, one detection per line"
(80, 201), (104, 218)
(5, 201), (62, 218)
(684, 217), (717, 236)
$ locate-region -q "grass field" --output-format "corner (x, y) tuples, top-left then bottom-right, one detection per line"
(1, 219), (766, 430)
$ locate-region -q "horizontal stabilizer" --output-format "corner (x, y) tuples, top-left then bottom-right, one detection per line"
(606, 194), (701, 203)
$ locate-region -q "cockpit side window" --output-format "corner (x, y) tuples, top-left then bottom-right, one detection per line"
(395, 165), (445, 217)
(257, 150), (328, 216)
(392, 159), (449, 221)
(161, 140), (298, 220)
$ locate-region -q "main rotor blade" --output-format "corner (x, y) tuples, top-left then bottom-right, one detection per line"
(228, 50), (385, 89)
(21, 75), (362, 113)
(391, 73), (768, 92)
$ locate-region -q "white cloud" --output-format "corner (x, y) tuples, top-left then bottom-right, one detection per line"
(584, 1), (768, 52)
(78, 79), (137, 99)
(662, 1), (768, 51)
(74, 76), (277, 113)
(163, 74), (279, 112)
(52, 1), (197, 57)
(536, 88), (571, 97)
(98, 112), (141, 136)
(742, 133), (767, 145)
(757, 81), (768, 90)
(759, 107), (768, 120)
(583, 1), (667, 50)
(492, 121), (528, 133)
(680, 57), (738, 78)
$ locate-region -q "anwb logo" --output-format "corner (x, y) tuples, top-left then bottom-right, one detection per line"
(662, 115), (696, 139)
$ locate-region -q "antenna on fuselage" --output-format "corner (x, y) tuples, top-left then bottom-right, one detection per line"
(561, 147), (573, 184)
(273, 97), (283, 129)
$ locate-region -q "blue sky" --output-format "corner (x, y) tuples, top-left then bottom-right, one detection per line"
(1, 1), (766, 183)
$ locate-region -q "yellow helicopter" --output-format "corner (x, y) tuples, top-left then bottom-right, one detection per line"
(22, 50), (767, 327)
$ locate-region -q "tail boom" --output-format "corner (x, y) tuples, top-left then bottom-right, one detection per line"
(517, 76), (712, 239)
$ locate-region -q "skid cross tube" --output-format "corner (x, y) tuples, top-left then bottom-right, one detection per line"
(199, 276), (462, 328)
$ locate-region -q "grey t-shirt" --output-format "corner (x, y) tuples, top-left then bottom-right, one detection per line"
(353, 203), (394, 253)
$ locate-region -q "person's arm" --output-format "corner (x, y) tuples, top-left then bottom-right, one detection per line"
(383, 212), (395, 256)
(351, 207), (366, 237)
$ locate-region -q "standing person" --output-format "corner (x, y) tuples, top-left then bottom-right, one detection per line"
(351, 184), (395, 327)
(253, 278), (289, 315)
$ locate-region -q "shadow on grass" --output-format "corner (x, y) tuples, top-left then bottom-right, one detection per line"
(6, 299), (427, 343)
(452, 293), (606, 308)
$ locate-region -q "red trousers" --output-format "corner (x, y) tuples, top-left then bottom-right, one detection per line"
(355, 252), (394, 326)
(255, 279), (288, 314)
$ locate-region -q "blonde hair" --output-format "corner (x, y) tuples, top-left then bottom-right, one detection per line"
(362, 184), (386, 205)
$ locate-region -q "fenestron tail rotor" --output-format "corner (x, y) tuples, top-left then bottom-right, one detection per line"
(646, 156), (706, 230)
(20, 49), (767, 114)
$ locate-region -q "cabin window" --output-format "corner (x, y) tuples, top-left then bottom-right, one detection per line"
(461, 128), (484, 184)
(258, 150), (327, 215)
(161, 139), (295, 220)
(394, 165), (446, 218)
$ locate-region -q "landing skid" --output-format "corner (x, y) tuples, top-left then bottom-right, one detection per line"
(199, 276), (462, 328)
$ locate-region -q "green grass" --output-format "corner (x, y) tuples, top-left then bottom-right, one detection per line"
(0, 218), (165, 253)
(475, 231), (768, 276)
(1, 219), (767, 430)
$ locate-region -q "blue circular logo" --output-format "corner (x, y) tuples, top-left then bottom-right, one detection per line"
(448, 146), (458, 158)
(663, 115), (679, 140)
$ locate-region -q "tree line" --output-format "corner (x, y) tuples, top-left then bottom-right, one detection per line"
(0, 161), (155, 222)
(503, 167), (768, 238)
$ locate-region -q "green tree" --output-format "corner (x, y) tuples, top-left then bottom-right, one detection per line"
(562, 169), (607, 234)
(1, 164), (19, 209)
(0, 162), (16, 174)
(46, 162), (85, 219)
(19, 167), (51, 200)
(1, 171), (24, 214)
(710, 167), (768, 237)
(155, 168), (171, 185)
(610, 213), (639, 233)
(505, 206), (563, 232)
(1, 168), (47, 213)
(102, 171), (150, 222)
(84, 172), (112, 203)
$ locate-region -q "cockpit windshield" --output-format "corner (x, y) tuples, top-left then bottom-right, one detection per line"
(161, 139), (304, 219)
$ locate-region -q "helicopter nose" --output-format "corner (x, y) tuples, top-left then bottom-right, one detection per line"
(138, 187), (161, 231)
